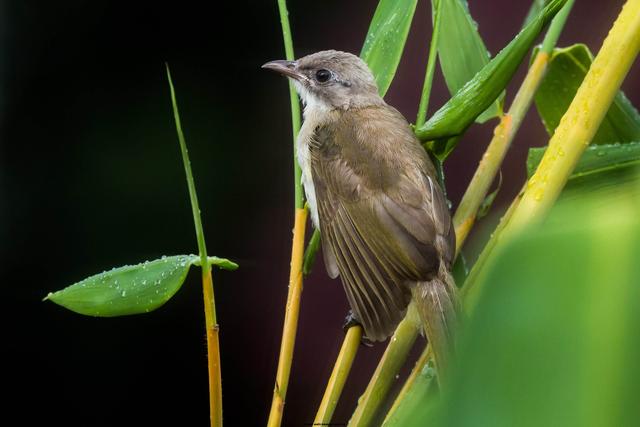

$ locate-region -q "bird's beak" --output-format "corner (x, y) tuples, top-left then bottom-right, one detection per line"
(262, 60), (304, 81)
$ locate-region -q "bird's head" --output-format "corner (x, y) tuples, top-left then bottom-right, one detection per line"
(262, 50), (383, 111)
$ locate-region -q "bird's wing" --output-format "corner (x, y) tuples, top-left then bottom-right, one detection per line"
(310, 107), (454, 341)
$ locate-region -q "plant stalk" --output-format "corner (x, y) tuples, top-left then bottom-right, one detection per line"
(166, 65), (221, 427)
(506, 0), (640, 233)
(348, 304), (421, 427)
(267, 1), (309, 425)
(453, 50), (549, 248)
(277, 0), (304, 209)
(314, 326), (363, 425)
(416, 0), (443, 128)
(267, 207), (308, 427)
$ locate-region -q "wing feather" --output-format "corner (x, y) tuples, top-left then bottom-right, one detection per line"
(310, 105), (454, 341)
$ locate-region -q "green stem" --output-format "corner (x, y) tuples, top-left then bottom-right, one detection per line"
(166, 65), (211, 280)
(166, 64), (221, 427)
(268, 2), (309, 426)
(541, 0), (575, 54)
(416, 0), (443, 128)
(277, 0), (304, 209)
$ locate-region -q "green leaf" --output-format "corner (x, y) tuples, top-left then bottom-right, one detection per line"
(429, 183), (640, 427)
(534, 44), (640, 144)
(452, 252), (469, 286)
(436, 0), (502, 123)
(302, 229), (321, 275)
(361, 0), (418, 97)
(204, 256), (239, 271)
(522, 0), (549, 27)
(526, 142), (640, 178)
(416, 0), (567, 158)
(45, 255), (237, 316)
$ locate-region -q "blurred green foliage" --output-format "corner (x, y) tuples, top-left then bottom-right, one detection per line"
(423, 177), (640, 427)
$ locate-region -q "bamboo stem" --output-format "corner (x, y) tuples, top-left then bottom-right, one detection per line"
(453, 50), (549, 249)
(267, 207), (308, 427)
(203, 270), (222, 427)
(267, 1), (309, 425)
(166, 65), (222, 427)
(348, 304), (421, 427)
(314, 326), (363, 425)
(276, 0), (304, 209)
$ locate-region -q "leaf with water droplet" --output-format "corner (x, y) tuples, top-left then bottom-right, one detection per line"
(534, 44), (640, 144)
(44, 254), (238, 316)
(416, 0), (568, 159)
(527, 142), (640, 179)
(436, 0), (503, 123)
(360, 0), (418, 97)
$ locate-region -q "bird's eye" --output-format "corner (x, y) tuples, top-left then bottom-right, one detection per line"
(315, 69), (332, 83)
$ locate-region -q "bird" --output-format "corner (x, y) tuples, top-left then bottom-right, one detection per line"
(263, 50), (458, 380)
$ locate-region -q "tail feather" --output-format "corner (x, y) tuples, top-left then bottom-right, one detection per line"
(412, 263), (459, 385)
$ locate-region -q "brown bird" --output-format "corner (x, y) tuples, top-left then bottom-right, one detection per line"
(263, 50), (458, 379)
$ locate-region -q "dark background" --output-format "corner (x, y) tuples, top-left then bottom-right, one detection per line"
(2, 0), (638, 425)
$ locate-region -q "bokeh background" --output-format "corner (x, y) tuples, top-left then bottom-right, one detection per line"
(2, 0), (638, 425)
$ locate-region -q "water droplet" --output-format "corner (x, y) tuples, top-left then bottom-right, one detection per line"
(121, 290), (127, 297)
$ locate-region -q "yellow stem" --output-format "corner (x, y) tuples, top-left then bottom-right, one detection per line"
(453, 52), (550, 247)
(267, 207), (308, 427)
(202, 270), (222, 427)
(348, 304), (422, 427)
(314, 326), (363, 425)
(507, 0), (640, 232)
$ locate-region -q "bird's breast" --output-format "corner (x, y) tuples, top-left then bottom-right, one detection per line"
(297, 108), (327, 229)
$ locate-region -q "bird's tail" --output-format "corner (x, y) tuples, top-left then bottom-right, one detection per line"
(412, 262), (459, 385)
